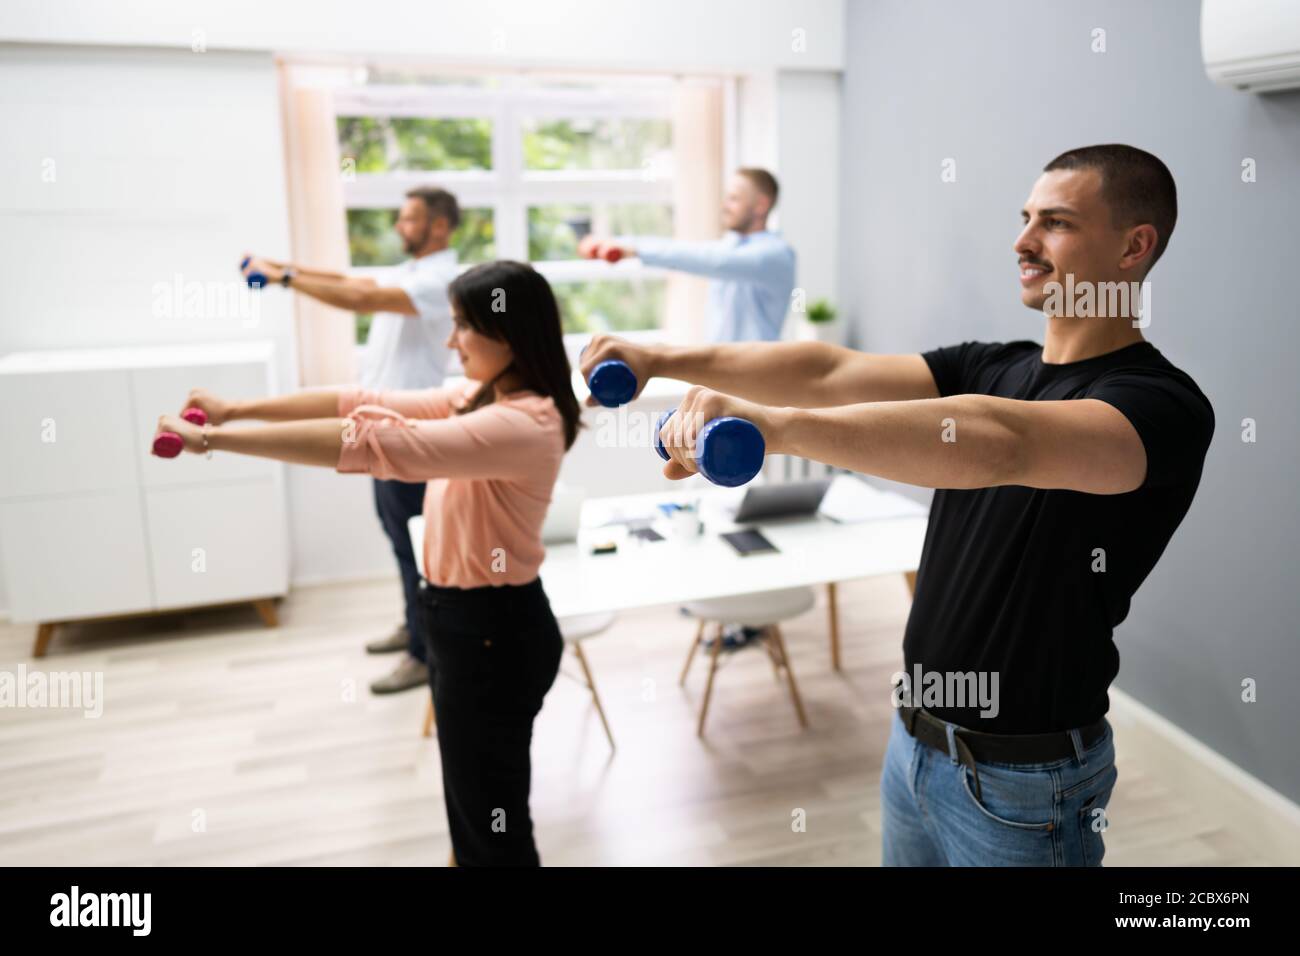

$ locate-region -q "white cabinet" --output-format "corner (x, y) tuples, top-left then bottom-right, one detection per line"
(0, 492), (154, 620)
(145, 481), (288, 610)
(0, 342), (290, 653)
(0, 369), (140, 497)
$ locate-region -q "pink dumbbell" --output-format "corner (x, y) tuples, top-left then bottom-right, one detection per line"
(152, 407), (208, 458)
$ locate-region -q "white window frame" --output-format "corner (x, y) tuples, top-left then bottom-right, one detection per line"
(333, 74), (681, 344)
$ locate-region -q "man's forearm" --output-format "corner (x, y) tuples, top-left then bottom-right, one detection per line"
(231, 390), (343, 422)
(768, 394), (1024, 490)
(289, 274), (370, 311)
(651, 341), (845, 407)
(208, 419), (348, 468)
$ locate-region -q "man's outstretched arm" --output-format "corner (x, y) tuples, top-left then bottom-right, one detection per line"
(580, 335), (940, 409)
(658, 387), (1148, 495)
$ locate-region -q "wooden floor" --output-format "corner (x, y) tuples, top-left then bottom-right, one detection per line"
(0, 575), (1291, 866)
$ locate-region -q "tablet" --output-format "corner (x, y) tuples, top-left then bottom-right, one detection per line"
(720, 529), (779, 556)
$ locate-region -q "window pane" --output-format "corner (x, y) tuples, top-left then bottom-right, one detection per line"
(338, 116), (492, 172)
(528, 204), (673, 261)
(552, 279), (665, 335)
(522, 118), (671, 172)
(347, 207), (495, 267)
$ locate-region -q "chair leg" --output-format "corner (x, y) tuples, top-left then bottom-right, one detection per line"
(827, 581), (841, 671)
(762, 626), (783, 682)
(697, 623), (724, 738)
(679, 619), (705, 686)
(768, 625), (809, 729)
(421, 695), (435, 738)
(904, 571), (917, 597)
(571, 641), (615, 752)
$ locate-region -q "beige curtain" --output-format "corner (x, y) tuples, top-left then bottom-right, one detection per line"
(663, 78), (724, 343)
(277, 63), (357, 387)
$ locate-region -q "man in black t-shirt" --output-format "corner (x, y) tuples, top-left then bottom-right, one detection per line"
(582, 144), (1214, 866)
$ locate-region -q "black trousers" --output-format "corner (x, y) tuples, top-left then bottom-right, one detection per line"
(372, 478), (428, 663)
(416, 576), (563, 866)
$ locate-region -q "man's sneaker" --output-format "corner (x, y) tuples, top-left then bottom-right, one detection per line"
(366, 625), (410, 655)
(701, 624), (765, 652)
(723, 625), (765, 650)
(370, 654), (429, 695)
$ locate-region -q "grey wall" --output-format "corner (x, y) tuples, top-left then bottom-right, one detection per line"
(839, 0), (1300, 801)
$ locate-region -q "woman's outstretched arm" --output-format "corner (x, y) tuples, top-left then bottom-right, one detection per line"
(184, 387), (341, 424)
(153, 413), (348, 467)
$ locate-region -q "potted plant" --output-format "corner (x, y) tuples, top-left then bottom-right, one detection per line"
(799, 298), (840, 343)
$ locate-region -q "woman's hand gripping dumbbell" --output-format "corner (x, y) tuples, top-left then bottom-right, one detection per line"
(151, 389), (232, 458)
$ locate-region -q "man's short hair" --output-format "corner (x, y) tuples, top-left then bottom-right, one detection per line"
(736, 167), (779, 209)
(404, 186), (461, 231)
(1043, 145), (1177, 272)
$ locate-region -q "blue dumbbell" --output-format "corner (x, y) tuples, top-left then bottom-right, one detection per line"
(587, 359), (638, 407)
(654, 408), (765, 487)
(579, 343), (639, 407)
(240, 256), (268, 290)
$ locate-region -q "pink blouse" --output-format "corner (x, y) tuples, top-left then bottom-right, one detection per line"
(336, 383), (565, 588)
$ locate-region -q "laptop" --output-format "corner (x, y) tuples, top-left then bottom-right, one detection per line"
(541, 482), (585, 544)
(731, 478), (832, 523)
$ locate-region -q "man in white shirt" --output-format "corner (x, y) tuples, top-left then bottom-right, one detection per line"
(242, 186), (461, 694)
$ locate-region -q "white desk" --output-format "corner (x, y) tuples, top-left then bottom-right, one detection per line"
(409, 474), (928, 669)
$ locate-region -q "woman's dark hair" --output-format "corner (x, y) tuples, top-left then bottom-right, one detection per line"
(447, 260), (582, 450)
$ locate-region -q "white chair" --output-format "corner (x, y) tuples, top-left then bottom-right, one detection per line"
(679, 586), (815, 737)
(422, 611), (619, 752)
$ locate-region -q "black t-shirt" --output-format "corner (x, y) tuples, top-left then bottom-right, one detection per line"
(906, 339), (1214, 734)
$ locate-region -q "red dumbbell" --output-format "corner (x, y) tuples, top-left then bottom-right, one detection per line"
(602, 244), (624, 263)
(152, 407), (208, 458)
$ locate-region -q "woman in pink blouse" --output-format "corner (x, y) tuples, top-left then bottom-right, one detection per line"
(152, 261), (582, 866)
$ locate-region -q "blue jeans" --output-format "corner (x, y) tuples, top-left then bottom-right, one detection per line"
(881, 708), (1118, 866)
(372, 477), (428, 664)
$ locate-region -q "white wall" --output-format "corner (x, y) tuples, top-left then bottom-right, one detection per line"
(776, 70), (842, 339)
(0, 0), (844, 71)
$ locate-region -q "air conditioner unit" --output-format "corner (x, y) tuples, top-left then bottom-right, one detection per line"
(1202, 0), (1300, 93)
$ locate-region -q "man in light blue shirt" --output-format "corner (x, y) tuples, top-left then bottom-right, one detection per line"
(593, 168), (796, 342)
(591, 170), (796, 651)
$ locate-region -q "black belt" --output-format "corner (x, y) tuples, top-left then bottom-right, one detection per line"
(898, 705), (1107, 802)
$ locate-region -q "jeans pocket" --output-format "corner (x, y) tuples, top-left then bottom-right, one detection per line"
(1068, 763), (1118, 866)
(959, 763), (1056, 832)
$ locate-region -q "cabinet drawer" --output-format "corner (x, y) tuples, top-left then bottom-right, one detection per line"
(144, 480), (288, 610)
(0, 492), (153, 622)
(133, 362), (276, 488)
(0, 370), (140, 497)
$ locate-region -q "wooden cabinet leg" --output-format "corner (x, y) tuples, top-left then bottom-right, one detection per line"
(252, 599), (279, 628)
(33, 622), (56, 658)
(904, 571), (917, 598)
